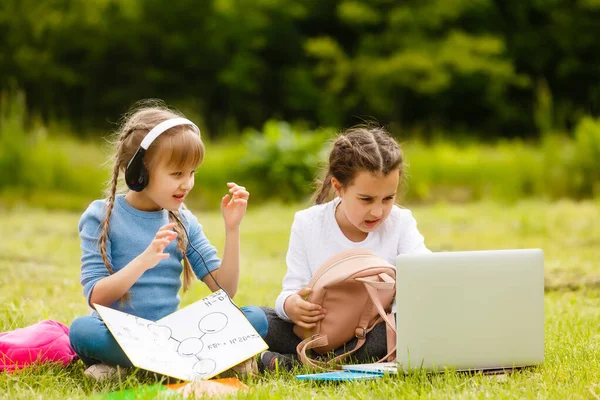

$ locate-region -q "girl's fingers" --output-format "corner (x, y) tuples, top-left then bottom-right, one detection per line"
(227, 183), (248, 194)
(303, 309), (326, 317)
(297, 287), (312, 297)
(155, 230), (177, 239)
(221, 194), (231, 208)
(298, 299), (321, 312)
(222, 197), (248, 208)
(232, 190), (249, 199)
(230, 186), (246, 193)
(158, 222), (176, 231)
(153, 238), (172, 249)
(155, 227), (177, 236)
(300, 314), (325, 323)
(156, 229), (177, 236)
(296, 321), (316, 329)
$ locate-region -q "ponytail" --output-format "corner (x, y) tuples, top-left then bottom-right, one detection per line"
(313, 172), (333, 205)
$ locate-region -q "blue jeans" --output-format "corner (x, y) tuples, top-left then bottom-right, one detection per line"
(69, 305), (268, 367)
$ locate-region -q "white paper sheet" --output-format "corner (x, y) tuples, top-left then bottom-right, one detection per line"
(95, 290), (268, 381)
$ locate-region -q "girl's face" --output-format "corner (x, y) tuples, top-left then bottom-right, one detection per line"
(333, 169), (400, 241)
(127, 159), (196, 211)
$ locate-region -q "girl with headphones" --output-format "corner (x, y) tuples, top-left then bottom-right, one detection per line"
(68, 100), (267, 381)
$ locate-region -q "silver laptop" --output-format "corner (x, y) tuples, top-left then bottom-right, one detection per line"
(344, 249), (544, 374)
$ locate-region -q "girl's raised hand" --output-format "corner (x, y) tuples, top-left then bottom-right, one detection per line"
(221, 182), (249, 231)
(139, 222), (177, 270)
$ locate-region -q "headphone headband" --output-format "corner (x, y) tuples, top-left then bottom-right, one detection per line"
(139, 117), (199, 150)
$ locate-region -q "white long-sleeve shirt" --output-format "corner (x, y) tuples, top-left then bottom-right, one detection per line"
(275, 197), (431, 321)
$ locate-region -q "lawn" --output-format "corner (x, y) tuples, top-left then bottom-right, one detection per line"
(0, 199), (599, 399)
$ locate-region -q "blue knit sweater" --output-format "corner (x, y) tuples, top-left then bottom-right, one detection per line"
(78, 195), (220, 321)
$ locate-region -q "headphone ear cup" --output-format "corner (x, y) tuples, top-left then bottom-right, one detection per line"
(125, 148), (149, 192)
(138, 165), (149, 191)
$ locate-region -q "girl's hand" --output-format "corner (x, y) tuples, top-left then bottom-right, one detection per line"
(139, 222), (177, 270)
(221, 182), (249, 231)
(284, 287), (327, 329)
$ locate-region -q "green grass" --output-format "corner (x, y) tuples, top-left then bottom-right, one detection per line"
(0, 200), (599, 399)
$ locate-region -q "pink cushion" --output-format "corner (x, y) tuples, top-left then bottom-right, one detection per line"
(0, 320), (77, 372)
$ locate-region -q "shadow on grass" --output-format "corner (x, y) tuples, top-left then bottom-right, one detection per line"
(544, 277), (600, 292)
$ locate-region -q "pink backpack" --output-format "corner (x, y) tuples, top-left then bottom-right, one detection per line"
(293, 248), (397, 369)
(0, 320), (77, 372)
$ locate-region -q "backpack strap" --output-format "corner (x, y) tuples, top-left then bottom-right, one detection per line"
(296, 334), (369, 370)
(297, 294), (376, 370)
(384, 311), (396, 362)
(296, 335), (332, 370)
(359, 274), (397, 362)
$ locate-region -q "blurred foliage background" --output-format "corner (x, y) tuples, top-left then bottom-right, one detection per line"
(1, 5), (598, 398)
(0, 0), (599, 209)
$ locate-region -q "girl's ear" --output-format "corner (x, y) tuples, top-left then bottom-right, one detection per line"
(331, 176), (342, 196)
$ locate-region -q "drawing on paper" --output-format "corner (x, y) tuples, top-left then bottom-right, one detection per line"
(95, 290), (268, 381)
(138, 312), (229, 377)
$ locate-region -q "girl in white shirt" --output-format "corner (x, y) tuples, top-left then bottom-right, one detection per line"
(259, 125), (430, 371)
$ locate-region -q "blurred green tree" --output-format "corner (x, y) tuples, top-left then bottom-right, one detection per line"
(0, 0), (598, 138)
